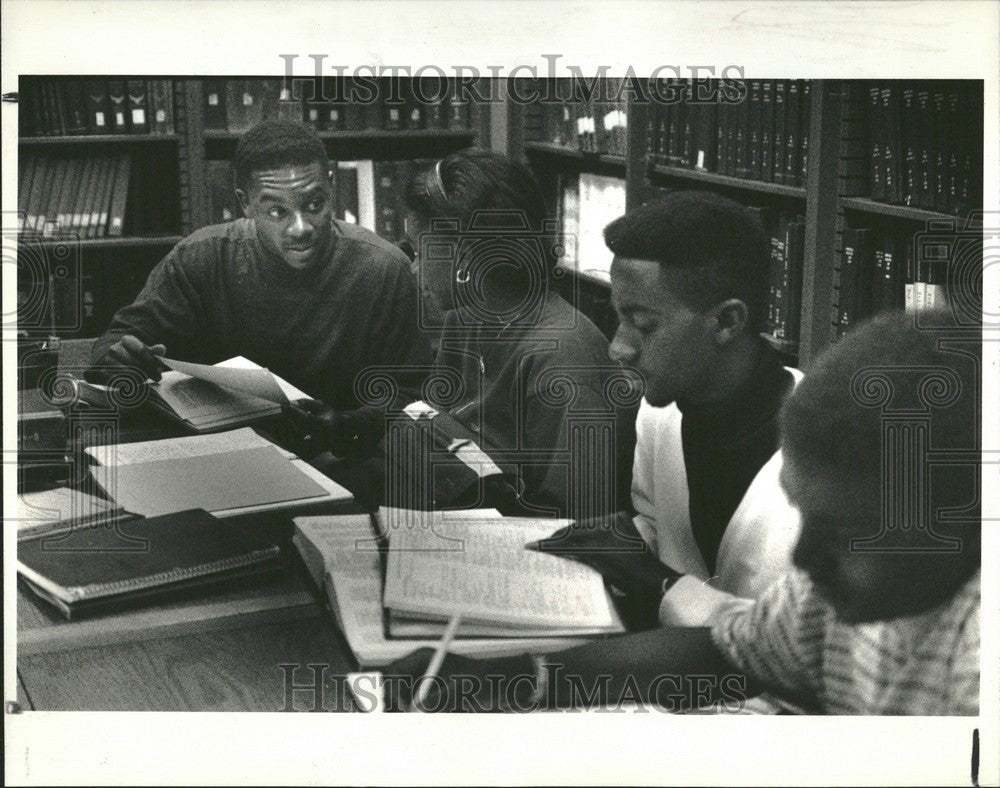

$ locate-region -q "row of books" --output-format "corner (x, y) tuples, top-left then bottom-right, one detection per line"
(18, 152), (131, 237)
(201, 77), (473, 133)
(747, 208), (806, 345)
(834, 226), (945, 337)
(648, 79), (812, 187)
(530, 78), (629, 156)
(205, 157), (436, 244)
(844, 81), (983, 216)
(20, 78), (176, 137)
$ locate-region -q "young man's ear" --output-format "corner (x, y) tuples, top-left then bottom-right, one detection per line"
(710, 299), (749, 346)
(235, 188), (250, 217)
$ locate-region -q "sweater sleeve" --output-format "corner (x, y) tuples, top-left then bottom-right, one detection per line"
(92, 244), (209, 366)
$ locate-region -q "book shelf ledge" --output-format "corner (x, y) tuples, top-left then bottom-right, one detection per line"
(524, 141), (627, 170)
(19, 134), (181, 145)
(840, 197), (980, 227)
(203, 128), (475, 141)
(649, 161), (807, 199)
(20, 234), (184, 249)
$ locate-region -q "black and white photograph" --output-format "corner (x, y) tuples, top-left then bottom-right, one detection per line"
(4, 1), (998, 785)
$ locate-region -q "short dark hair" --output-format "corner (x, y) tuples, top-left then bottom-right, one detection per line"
(234, 121), (330, 191)
(405, 148), (552, 292)
(405, 147), (547, 230)
(602, 191), (771, 333)
(781, 310), (980, 488)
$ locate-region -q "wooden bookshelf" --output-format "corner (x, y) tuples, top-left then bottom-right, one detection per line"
(17, 77), (497, 339)
(840, 197), (976, 225)
(524, 141), (627, 171)
(19, 134), (181, 146)
(28, 235), (184, 249)
(649, 161), (807, 200)
(505, 78), (984, 367)
(203, 128), (475, 142)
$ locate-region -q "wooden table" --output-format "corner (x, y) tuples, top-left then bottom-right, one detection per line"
(17, 563), (361, 712)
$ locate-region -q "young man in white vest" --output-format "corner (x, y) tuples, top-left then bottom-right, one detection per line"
(533, 191), (803, 629)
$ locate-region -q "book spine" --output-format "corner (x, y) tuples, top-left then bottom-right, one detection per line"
(108, 80), (129, 133)
(772, 80), (787, 184)
(759, 80), (774, 182)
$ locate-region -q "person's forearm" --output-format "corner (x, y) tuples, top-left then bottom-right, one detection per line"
(537, 626), (753, 711)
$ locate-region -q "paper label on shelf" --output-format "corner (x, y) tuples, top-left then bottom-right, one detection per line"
(243, 92), (253, 106)
(94, 112), (106, 127)
(208, 92), (219, 106)
(156, 109), (166, 123)
(132, 109), (145, 125)
(115, 111), (125, 126)
(309, 108), (318, 121)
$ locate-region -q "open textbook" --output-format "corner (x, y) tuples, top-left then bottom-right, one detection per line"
(148, 356), (310, 432)
(380, 508), (625, 634)
(293, 510), (624, 667)
(87, 427), (352, 518)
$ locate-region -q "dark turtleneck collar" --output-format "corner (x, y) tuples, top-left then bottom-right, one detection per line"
(676, 340), (793, 442)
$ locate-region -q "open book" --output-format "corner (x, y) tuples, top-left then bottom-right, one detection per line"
(148, 356), (310, 432)
(294, 512), (609, 667)
(86, 427), (352, 518)
(380, 508), (625, 636)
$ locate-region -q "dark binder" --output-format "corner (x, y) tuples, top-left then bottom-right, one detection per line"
(84, 78), (111, 135)
(760, 80), (775, 182)
(868, 83), (885, 200)
(107, 80), (129, 133)
(202, 78), (228, 130)
(17, 508), (283, 620)
(772, 80), (787, 183)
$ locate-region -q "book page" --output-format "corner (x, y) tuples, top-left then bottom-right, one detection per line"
(151, 371), (278, 425)
(15, 487), (116, 531)
(294, 515), (591, 667)
(215, 356), (311, 402)
(161, 357), (289, 404)
(382, 511), (623, 631)
(84, 427), (288, 466)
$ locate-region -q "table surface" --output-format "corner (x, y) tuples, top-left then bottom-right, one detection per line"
(16, 339), (365, 711)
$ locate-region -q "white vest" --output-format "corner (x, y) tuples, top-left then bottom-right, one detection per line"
(629, 368), (804, 626)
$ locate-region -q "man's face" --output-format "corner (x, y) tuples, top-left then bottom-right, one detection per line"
(782, 456), (974, 624)
(237, 162), (334, 271)
(608, 256), (715, 407)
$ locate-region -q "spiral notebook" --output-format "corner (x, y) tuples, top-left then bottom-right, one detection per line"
(17, 508), (283, 619)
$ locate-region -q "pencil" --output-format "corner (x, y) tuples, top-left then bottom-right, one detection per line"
(411, 613), (462, 712)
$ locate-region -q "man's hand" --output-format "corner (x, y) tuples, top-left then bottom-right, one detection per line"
(382, 649), (536, 712)
(101, 335), (167, 381)
(282, 399), (339, 459)
(526, 512), (682, 606)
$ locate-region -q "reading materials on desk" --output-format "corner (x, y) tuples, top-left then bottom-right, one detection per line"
(14, 487), (123, 538)
(381, 508), (625, 635)
(293, 510), (620, 668)
(17, 508), (283, 620)
(149, 356), (310, 432)
(87, 428), (352, 518)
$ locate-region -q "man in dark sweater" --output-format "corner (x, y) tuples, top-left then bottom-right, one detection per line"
(91, 122), (430, 411)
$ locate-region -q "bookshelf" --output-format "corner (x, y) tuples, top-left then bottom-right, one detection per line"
(506, 78), (985, 368)
(16, 76), (495, 341)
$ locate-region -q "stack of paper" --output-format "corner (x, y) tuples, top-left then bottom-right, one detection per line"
(87, 427), (352, 518)
(148, 356), (310, 432)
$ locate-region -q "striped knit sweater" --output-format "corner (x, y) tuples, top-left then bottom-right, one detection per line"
(711, 569), (980, 714)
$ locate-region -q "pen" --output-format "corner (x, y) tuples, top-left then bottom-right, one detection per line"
(411, 613), (462, 712)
